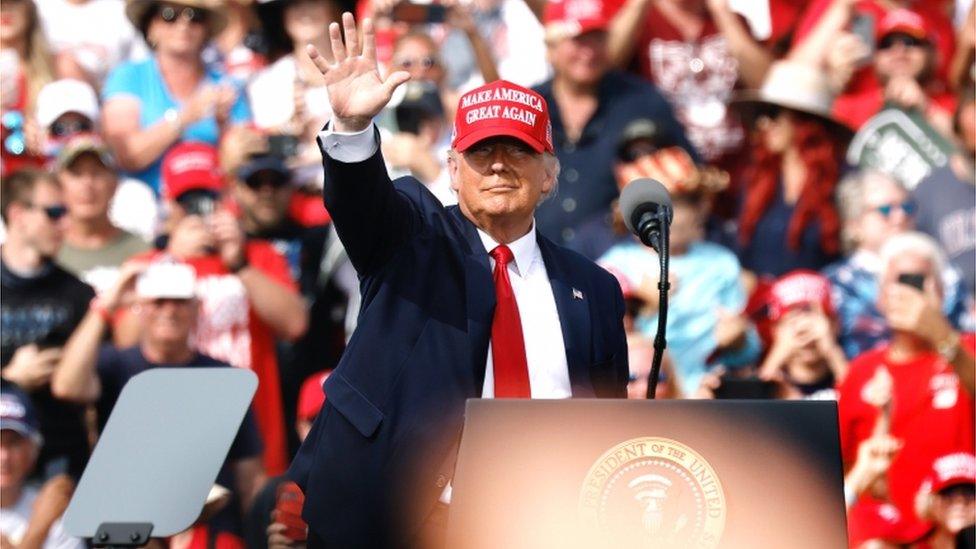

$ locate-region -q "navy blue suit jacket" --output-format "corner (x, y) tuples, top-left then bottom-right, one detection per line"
(288, 142), (629, 546)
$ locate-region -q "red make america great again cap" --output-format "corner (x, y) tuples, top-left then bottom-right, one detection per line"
(452, 80), (554, 154)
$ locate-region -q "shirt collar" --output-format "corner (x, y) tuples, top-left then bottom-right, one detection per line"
(477, 222), (539, 278)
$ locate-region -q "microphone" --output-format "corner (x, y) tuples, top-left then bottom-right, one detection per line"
(618, 178), (673, 399)
(619, 178), (673, 253)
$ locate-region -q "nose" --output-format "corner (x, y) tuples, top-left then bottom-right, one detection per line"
(489, 148), (509, 174)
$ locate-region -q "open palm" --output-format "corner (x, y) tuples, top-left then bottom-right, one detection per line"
(306, 13), (411, 133)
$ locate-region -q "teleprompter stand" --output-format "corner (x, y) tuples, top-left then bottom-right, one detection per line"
(62, 368), (257, 547)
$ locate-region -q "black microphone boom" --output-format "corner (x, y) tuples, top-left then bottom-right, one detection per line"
(618, 178), (673, 399)
(619, 178), (673, 253)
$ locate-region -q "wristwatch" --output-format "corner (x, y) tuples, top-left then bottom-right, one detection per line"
(937, 330), (961, 363)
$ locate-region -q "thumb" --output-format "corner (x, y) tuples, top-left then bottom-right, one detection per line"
(383, 71), (411, 96)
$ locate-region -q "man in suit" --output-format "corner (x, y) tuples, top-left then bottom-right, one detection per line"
(287, 13), (629, 548)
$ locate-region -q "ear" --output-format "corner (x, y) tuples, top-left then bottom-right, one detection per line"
(447, 153), (461, 193)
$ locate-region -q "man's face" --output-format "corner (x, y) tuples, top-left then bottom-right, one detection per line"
(283, 0), (336, 46)
(856, 177), (914, 253)
(547, 30), (609, 87)
(13, 181), (67, 258)
(448, 137), (554, 228)
(235, 171), (292, 232)
(142, 297), (197, 347)
(931, 484), (976, 534)
(0, 430), (37, 491)
(874, 33), (930, 82)
(878, 252), (940, 313)
(669, 201), (702, 253)
(392, 36), (445, 86)
(59, 153), (118, 223)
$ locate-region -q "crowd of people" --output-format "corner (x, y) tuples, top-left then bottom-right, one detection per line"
(0, 0), (974, 547)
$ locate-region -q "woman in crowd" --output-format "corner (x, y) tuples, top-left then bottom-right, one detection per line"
(0, 0), (55, 174)
(733, 60), (849, 282)
(101, 0), (252, 194)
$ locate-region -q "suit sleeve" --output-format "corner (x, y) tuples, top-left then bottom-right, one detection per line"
(317, 124), (421, 277)
(610, 274), (630, 398)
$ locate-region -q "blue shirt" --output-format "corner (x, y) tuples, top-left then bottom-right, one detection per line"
(533, 71), (696, 247)
(599, 239), (759, 395)
(102, 57), (252, 193)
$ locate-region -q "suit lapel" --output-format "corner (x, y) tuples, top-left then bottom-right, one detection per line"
(537, 235), (594, 397)
(449, 207), (495, 396)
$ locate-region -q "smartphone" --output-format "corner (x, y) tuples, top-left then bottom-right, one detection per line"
(850, 13), (875, 59)
(392, 2), (447, 24)
(267, 134), (299, 158)
(897, 273), (925, 290)
(714, 375), (777, 400)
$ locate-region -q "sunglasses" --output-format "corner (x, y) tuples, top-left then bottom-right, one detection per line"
(243, 173), (289, 191)
(50, 118), (94, 139)
(157, 4), (208, 25)
(395, 56), (437, 70)
(870, 200), (916, 218)
(31, 203), (68, 221)
(755, 103), (784, 121)
(878, 33), (927, 50)
(937, 484), (976, 500)
(2, 111), (26, 156)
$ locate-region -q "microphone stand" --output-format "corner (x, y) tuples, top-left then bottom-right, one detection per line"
(646, 211), (670, 400)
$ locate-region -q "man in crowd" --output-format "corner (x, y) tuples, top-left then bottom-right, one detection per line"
(290, 14), (628, 546)
(118, 142), (308, 477)
(52, 261), (266, 544)
(55, 135), (149, 295)
(839, 232), (975, 535)
(0, 381), (84, 549)
(532, 0), (693, 247)
(0, 169), (92, 549)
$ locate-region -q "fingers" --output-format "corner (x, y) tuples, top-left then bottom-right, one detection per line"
(383, 70), (412, 96)
(342, 12), (359, 58)
(362, 17), (376, 61)
(329, 22), (347, 63)
(305, 44), (332, 76)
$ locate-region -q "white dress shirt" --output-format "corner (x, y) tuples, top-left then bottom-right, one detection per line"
(318, 123), (571, 399)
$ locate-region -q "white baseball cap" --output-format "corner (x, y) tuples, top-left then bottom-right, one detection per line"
(136, 262), (197, 300)
(36, 79), (99, 129)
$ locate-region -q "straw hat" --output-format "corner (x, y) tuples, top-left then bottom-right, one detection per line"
(731, 60), (853, 139)
(125, 0), (228, 39)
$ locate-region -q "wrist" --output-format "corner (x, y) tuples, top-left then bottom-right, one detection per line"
(225, 254), (249, 273)
(936, 330), (961, 362)
(164, 108), (184, 133)
(333, 116), (372, 134)
(89, 296), (115, 325)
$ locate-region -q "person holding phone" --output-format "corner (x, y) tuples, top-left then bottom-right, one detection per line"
(838, 231), (976, 537)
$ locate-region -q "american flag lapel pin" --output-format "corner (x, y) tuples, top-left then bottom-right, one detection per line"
(572, 288), (584, 300)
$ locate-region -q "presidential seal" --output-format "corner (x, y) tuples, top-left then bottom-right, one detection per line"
(578, 437), (726, 548)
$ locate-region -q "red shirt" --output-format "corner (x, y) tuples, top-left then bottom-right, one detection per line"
(838, 335), (975, 531)
(136, 243), (296, 475)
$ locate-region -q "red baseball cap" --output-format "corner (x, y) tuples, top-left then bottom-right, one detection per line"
(297, 370), (331, 422)
(452, 80), (554, 154)
(767, 270), (835, 321)
(877, 9), (930, 42)
(847, 500), (926, 547)
(544, 0), (609, 41)
(921, 452), (976, 494)
(161, 142), (224, 201)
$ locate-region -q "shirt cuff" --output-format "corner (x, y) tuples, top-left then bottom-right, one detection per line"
(317, 121), (379, 163)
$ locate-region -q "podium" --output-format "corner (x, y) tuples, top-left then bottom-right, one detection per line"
(447, 399), (848, 549)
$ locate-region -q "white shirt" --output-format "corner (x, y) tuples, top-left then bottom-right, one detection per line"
(0, 486), (85, 549)
(318, 123), (571, 399)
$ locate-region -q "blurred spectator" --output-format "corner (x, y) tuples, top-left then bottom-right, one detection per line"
(913, 452), (976, 548)
(0, 169), (92, 549)
(101, 0), (252, 193)
(207, 0), (268, 81)
(54, 136), (150, 295)
(792, 0), (956, 131)
(1, 0), (56, 175)
(245, 369), (330, 549)
(0, 381), (84, 549)
(51, 261), (267, 544)
(912, 87), (976, 297)
(119, 142), (307, 476)
(382, 79), (453, 200)
(35, 79), (160, 240)
(825, 169), (972, 360)
(35, 0), (147, 87)
(948, 3), (975, 94)
(533, 0), (693, 247)
(732, 60), (847, 279)
(847, 499), (919, 549)
(605, 0), (771, 169)
(600, 190), (758, 396)
(759, 270), (848, 398)
(232, 154), (347, 453)
(838, 231), (976, 535)
(248, 0), (337, 188)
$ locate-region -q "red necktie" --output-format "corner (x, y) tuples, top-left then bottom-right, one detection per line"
(490, 245), (531, 398)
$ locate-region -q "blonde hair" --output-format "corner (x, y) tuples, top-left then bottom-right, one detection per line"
(20, 0), (55, 115)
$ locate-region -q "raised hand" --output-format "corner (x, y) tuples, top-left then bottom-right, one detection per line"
(306, 12), (411, 133)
